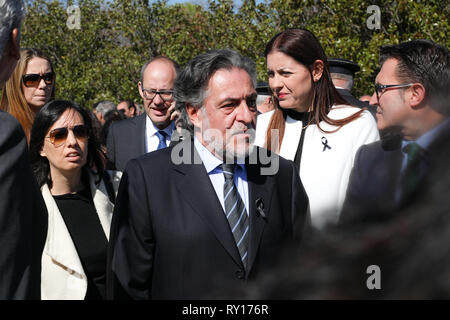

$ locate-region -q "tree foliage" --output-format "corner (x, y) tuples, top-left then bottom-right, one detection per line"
(20, 0), (449, 108)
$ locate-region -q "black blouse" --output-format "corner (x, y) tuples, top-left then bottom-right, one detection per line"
(53, 187), (108, 300)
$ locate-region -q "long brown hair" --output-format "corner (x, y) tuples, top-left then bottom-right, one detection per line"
(0, 48), (55, 142)
(264, 29), (363, 150)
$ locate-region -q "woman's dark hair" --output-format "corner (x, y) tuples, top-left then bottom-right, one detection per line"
(264, 28), (363, 150)
(29, 100), (105, 188)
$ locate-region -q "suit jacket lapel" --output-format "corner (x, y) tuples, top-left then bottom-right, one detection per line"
(173, 141), (243, 268)
(41, 184), (85, 277)
(381, 147), (403, 210)
(135, 114), (147, 155)
(245, 150), (275, 275)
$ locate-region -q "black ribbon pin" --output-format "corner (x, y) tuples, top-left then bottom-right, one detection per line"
(322, 137), (331, 152)
(255, 198), (267, 220)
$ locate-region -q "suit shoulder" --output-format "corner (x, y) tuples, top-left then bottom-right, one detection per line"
(130, 146), (173, 168)
(355, 140), (385, 161)
(110, 114), (145, 132)
(0, 110), (23, 133)
(329, 104), (365, 119)
(0, 111), (27, 147)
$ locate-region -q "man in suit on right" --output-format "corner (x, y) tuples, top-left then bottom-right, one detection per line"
(341, 39), (449, 224)
(0, 0), (47, 299)
(107, 56), (179, 171)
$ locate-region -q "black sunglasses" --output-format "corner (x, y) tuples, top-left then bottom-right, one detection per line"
(22, 72), (55, 87)
(45, 124), (89, 147)
(374, 83), (414, 101)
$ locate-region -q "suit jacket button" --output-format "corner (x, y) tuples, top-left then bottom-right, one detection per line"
(235, 270), (245, 279)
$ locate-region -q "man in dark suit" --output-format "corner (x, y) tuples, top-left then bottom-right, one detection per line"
(106, 56), (179, 171)
(341, 40), (449, 224)
(107, 49), (309, 299)
(0, 0), (47, 299)
(329, 58), (377, 119)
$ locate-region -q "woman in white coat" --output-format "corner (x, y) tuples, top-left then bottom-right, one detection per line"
(255, 29), (379, 228)
(29, 100), (120, 300)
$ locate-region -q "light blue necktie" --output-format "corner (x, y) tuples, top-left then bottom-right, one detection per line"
(156, 130), (167, 150)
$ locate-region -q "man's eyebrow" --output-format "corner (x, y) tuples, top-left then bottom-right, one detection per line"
(218, 93), (257, 105)
(218, 97), (240, 105)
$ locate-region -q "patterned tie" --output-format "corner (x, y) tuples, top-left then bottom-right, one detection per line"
(401, 142), (426, 202)
(221, 164), (249, 269)
(155, 130), (167, 150)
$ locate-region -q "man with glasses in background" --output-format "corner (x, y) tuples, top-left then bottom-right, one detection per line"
(107, 56), (179, 171)
(341, 39), (449, 224)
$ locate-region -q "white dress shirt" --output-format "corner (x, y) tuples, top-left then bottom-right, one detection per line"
(145, 116), (175, 153)
(194, 137), (249, 214)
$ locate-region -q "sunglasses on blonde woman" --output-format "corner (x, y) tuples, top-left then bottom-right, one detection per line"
(22, 72), (55, 87)
(45, 125), (89, 147)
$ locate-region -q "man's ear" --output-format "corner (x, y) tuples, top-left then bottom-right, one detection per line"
(409, 83), (426, 109)
(8, 28), (20, 60)
(186, 103), (201, 127)
(311, 59), (324, 82)
(138, 81), (144, 99)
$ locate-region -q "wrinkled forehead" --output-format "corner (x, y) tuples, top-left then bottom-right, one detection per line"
(25, 57), (52, 74)
(49, 108), (84, 131)
(204, 67), (256, 100)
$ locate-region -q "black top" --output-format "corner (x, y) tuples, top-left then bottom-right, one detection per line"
(54, 187), (108, 300)
(284, 109), (313, 170)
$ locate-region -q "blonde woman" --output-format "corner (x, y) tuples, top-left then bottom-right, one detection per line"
(1, 48), (55, 141)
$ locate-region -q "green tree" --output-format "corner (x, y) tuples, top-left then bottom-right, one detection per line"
(20, 0), (449, 107)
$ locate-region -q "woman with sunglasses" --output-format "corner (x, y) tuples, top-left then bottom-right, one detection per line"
(1, 48), (55, 142)
(255, 29), (379, 228)
(29, 100), (121, 300)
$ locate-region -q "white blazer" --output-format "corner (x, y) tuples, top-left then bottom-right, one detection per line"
(255, 105), (379, 228)
(40, 170), (121, 300)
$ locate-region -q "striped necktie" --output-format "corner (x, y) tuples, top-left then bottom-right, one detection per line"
(220, 163), (249, 269)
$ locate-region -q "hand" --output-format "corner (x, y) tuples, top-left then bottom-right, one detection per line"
(169, 101), (179, 122)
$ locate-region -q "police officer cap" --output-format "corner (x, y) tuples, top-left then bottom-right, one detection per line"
(328, 58), (360, 76)
(256, 81), (270, 95)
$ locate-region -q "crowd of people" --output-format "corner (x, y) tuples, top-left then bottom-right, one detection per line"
(0, 0), (449, 300)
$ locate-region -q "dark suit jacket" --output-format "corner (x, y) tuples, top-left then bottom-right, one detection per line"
(106, 114), (147, 172)
(107, 140), (309, 299)
(337, 88), (377, 120)
(341, 119), (450, 224)
(0, 111), (47, 299)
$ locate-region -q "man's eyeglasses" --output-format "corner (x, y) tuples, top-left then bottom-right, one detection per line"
(45, 124), (89, 147)
(374, 83), (414, 101)
(22, 72), (55, 88)
(140, 85), (174, 102)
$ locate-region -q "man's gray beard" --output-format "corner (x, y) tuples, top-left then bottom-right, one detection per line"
(205, 128), (256, 164)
